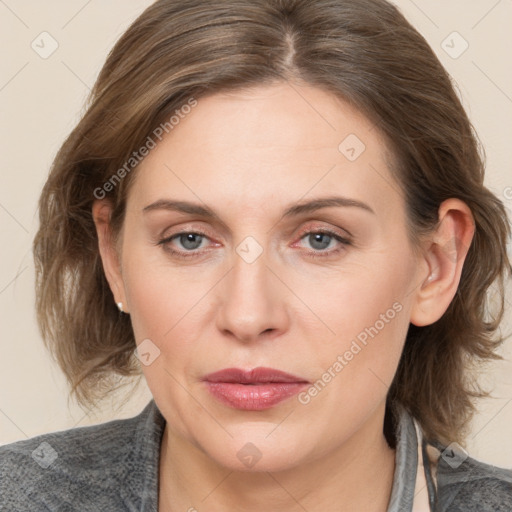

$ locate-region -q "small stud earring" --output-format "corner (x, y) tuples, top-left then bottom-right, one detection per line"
(117, 302), (124, 313)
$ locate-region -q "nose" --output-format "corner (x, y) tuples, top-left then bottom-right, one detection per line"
(215, 244), (290, 344)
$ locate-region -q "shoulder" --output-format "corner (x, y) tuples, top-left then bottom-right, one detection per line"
(434, 446), (512, 511)
(0, 401), (161, 510)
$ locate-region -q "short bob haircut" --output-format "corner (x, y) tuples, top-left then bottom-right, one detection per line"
(34, 0), (511, 446)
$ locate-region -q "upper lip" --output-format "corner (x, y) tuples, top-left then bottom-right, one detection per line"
(203, 367), (309, 384)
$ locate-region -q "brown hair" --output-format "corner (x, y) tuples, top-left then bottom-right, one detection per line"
(33, 0), (511, 445)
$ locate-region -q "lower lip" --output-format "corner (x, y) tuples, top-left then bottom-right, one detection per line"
(204, 382), (309, 410)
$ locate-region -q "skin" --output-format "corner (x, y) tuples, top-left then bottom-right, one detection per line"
(93, 82), (474, 512)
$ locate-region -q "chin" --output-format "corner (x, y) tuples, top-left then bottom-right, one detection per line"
(218, 451), (303, 474)
(199, 433), (309, 473)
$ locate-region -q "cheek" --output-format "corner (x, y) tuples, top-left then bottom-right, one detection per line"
(121, 235), (208, 338)
(121, 242), (221, 391)
(121, 250), (211, 431)
(313, 252), (412, 341)
(301, 251), (415, 397)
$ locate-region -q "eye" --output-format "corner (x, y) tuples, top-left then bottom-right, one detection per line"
(157, 231), (212, 258)
(295, 229), (351, 258)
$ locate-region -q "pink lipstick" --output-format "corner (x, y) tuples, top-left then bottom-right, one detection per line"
(203, 367), (309, 410)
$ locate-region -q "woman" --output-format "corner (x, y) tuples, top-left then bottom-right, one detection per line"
(1, 0), (511, 510)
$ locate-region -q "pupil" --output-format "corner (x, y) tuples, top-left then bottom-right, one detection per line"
(181, 233), (202, 250)
(310, 233), (330, 250)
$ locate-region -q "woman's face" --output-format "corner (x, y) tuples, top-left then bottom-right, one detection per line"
(113, 83), (424, 471)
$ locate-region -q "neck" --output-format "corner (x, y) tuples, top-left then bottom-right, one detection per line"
(158, 404), (396, 512)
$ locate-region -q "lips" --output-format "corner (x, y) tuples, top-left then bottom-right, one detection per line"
(204, 367), (308, 384)
(203, 367), (310, 410)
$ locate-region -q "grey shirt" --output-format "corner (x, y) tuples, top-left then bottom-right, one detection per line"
(1, 400), (511, 511)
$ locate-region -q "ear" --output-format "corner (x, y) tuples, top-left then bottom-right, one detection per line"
(410, 198), (475, 327)
(92, 199), (129, 313)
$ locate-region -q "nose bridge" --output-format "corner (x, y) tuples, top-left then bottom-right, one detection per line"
(216, 236), (287, 341)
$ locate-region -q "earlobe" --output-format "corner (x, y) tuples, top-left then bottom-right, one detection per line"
(410, 199), (475, 327)
(92, 200), (129, 313)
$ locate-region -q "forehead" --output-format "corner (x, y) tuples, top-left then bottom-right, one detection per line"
(128, 82), (402, 219)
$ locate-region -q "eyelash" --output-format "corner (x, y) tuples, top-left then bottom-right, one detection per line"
(157, 228), (351, 260)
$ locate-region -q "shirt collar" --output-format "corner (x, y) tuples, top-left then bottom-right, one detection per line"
(387, 403), (423, 511)
(121, 399), (166, 511)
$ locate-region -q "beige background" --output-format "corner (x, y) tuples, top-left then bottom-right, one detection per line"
(0, 1), (511, 468)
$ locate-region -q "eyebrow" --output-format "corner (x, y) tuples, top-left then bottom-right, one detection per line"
(142, 195), (375, 218)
